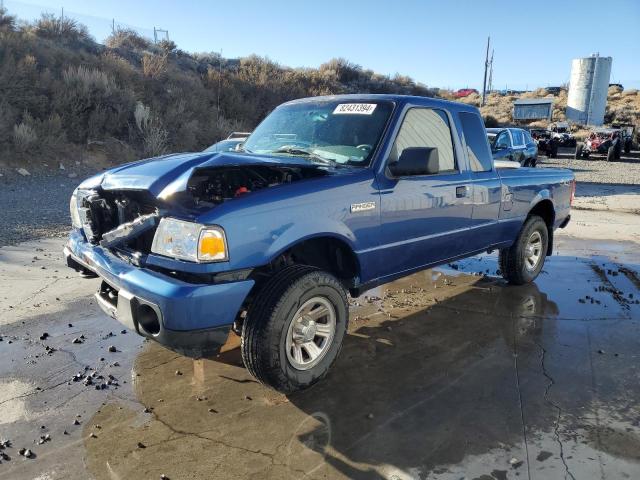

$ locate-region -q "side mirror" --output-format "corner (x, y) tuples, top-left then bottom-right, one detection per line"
(388, 147), (439, 177)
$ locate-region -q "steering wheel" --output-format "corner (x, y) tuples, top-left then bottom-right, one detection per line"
(356, 144), (373, 152)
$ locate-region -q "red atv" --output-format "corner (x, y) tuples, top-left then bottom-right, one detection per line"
(575, 129), (622, 162)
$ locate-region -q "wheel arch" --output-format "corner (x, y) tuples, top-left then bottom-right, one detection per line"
(527, 197), (555, 256)
(263, 232), (361, 289)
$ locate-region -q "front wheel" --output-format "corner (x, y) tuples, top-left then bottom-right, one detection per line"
(241, 265), (348, 393)
(499, 215), (549, 285)
(575, 145), (583, 159)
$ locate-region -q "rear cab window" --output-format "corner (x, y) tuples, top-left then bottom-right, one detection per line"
(458, 112), (494, 172)
(390, 108), (457, 173)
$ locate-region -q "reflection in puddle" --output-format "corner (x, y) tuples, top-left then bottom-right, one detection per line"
(82, 254), (640, 479)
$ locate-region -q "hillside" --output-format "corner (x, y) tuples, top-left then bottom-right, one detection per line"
(0, 9), (436, 168)
(1, 8), (638, 171)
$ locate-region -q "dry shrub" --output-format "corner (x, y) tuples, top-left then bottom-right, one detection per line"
(105, 27), (150, 50)
(13, 122), (37, 152)
(142, 118), (168, 157)
(134, 102), (151, 132)
(157, 39), (177, 53)
(142, 53), (168, 78)
(31, 13), (92, 46)
(63, 65), (116, 94)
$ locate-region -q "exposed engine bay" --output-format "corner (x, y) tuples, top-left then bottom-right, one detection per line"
(77, 164), (326, 253)
(185, 164), (326, 207)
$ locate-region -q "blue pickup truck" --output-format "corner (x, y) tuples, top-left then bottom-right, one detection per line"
(65, 94), (574, 393)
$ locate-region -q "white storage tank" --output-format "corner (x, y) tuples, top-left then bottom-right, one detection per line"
(566, 54), (612, 126)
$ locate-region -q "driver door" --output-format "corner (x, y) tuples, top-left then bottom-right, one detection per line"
(374, 107), (474, 280)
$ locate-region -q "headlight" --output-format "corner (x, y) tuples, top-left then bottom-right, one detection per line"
(70, 188), (91, 229)
(151, 218), (228, 263)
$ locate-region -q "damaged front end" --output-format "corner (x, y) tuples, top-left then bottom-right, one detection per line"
(71, 162), (328, 266)
(72, 189), (165, 266)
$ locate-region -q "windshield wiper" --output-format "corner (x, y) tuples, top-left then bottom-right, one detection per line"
(270, 147), (338, 167)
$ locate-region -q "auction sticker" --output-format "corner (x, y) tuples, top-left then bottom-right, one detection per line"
(333, 103), (377, 115)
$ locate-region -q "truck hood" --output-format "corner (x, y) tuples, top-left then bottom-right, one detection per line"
(98, 151), (327, 197)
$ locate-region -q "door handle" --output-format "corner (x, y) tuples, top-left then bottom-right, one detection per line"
(456, 186), (470, 198)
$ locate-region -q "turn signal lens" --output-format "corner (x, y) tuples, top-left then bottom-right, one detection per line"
(198, 229), (227, 261)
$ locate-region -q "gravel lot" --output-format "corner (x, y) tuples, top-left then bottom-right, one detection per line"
(0, 167), (99, 247)
(539, 147), (640, 184)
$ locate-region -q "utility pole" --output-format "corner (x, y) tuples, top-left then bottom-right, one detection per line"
(481, 36), (490, 106)
(216, 49), (222, 127)
(112, 19), (115, 35)
(487, 49), (494, 93)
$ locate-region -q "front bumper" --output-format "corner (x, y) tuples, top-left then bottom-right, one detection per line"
(64, 230), (254, 357)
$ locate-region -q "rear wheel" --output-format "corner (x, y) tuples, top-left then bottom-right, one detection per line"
(607, 146), (615, 162)
(499, 215), (549, 285)
(575, 145), (583, 159)
(241, 265), (348, 393)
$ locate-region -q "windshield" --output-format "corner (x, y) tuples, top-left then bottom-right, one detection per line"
(243, 100), (394, 167)
(204, 139), (242, 152)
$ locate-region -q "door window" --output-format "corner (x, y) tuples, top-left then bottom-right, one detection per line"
(511, 129), (525, 146)
(390, 108), (457, 172)
(495, 131), (511, 149)
(459, 112), (494, 172)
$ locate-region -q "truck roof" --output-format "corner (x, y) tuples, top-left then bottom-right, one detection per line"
(282, 94), (482, 115)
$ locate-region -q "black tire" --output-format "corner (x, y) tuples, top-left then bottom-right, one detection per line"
(550, 144), (558, 158)
(241, 265), (348, 393)
(607, 146), (615, 162)
(499, 215), (549, 285)
(575, 145), (583, 159)
(624, 141), (631, 154)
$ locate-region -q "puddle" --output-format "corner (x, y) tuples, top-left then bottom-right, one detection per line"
(2, 236), (639, 479)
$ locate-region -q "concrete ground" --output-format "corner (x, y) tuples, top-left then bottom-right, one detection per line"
(1, 188), (640, 479)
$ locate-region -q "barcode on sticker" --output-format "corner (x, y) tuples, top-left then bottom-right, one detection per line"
(333, 103), (377, 115)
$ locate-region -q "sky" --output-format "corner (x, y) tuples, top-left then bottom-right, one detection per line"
(5, 0), (640, 90)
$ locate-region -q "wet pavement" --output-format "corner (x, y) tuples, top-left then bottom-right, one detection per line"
(1, 224), (639, 479)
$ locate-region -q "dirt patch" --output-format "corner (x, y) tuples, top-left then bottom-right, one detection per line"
(586, 425), (640, 462)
